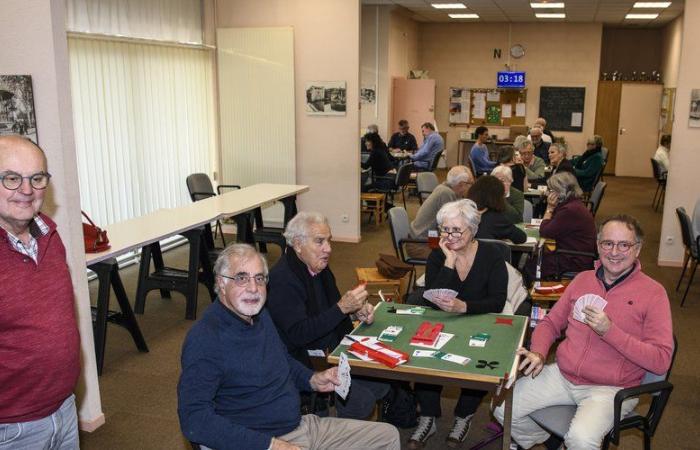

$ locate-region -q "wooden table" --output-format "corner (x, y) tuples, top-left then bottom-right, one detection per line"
(328, 302), (528, 450)
(530, 280), (570, 304)
(360, 192), (386, 225)
(86, 183), (309, 374)
(355, 267), (405, 302)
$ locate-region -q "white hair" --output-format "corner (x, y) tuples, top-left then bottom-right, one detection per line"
(283, 211), (329, 246)
(513, 135), (530, 150)
(436, 199), (481, 238)
(547, 172), (582, 203)
(491, 165), (513, 182)
(445, 165), (472, 187)
(213, 243), (268, 294)
(549, 142), (568, 157)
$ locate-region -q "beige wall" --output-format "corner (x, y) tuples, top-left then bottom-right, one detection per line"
(658, 7), (700, 266)
(0, 0), (103, 430)
(661, 16), (683, 89)
(215, 0), (361, 241)
(418, 23), (602, 166)
(360, 5), (390, 137)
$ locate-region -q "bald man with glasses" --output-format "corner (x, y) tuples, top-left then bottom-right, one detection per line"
(495, 215), (673, 450)
(0, 136), (80, 449)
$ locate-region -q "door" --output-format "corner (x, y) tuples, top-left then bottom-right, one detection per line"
(594, 81), (622, 175)
(615, 84), (663, 177)
(391, 78), (436, 136)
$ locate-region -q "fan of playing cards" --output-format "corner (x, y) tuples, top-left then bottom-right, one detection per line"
(573, 293), (607, 323)
(423, 289), (458, 303)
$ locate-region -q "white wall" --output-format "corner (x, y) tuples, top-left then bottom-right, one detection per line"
(661, 16), (683, 89)
(360, 5), (390, 138)
(0, 0), (103, 430)
(215, 0), (361, 241)
(658, 6), (700, 266)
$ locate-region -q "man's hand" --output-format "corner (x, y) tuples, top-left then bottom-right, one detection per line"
(309, 367), (340, 393)
(338, 284), (368, 314)
(432, 295), (467, 314)
(355, 302), (375, 324)
(583, 306), (611, 336)
(270, 438), (301, 450)
(517, 347), (545, 378)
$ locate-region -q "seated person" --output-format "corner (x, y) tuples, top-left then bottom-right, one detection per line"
(407, 199), (507, 449)
(514, 135), (545, 184)
(467, 176), (527, 244)
(361, 132), (396, 191)
(178, 244), (400, 450)
(572, 135), (605, 192)
(267, 212), (389, 420)
(406, 165), (473, 260)
(470, 126), (496, 175)
(388, 119), (418, 152)
(527, 172), (596, 281)
(498, 145), (528, 192)
(548, 142), (574, 176)
(528, 126), (551, 164)
(495, 215), (673, 450)
(532, 117), (554, 142)
(410, 122), (444, 171)
(360, 124), (380, 153)
(492, 165), (524, 224)
(653, 134), (671, 176)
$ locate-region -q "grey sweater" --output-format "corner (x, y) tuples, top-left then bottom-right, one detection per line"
(410, 183), (457, 238)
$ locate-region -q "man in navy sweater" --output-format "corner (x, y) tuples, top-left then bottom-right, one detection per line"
(178, 243), (399, 450)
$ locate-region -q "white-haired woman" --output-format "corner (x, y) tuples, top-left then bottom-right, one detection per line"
(408, 199), (507, 449)
(548, 142), (574, 176)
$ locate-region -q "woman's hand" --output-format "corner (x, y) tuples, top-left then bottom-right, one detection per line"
(432, 295), (467, 314)
(546, 192), (559, 209)
(439, 236), (457, 268)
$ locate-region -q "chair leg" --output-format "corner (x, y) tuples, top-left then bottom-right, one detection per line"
(676, 250), (690, 291)
(644, 432), (651, 450)
(680, 259), (698, 307)
(653, 182), (660, 208)
(401, 188), (407, 209)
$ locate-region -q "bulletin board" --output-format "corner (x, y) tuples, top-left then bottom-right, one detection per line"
(539, 86), (585, 132)
(449, 87), (527, 126)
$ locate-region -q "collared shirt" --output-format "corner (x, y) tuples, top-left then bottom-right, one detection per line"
(411, 132), (444, 170)
(595, 262), (636, 291)
(2, 215), (49, 263)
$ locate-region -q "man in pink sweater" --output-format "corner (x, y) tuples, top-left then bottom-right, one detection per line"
(494, 215), (673, 450)
(0, 136), (80, 449)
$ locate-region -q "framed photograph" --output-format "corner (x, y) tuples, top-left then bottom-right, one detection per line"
(360, 86), (376, 105)
(305, 81), (347, 116)
(690, 89), (700, 128)
(0, 75), (38, 143)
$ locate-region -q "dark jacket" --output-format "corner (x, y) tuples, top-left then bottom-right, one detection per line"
(552, 158), (574, 176)
(266, 250), (353, 367)
(475, 210), (527, 244)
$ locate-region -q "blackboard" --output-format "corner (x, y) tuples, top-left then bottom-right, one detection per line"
(539, 87), (585, 132)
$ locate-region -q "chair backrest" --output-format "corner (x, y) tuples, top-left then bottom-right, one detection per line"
(429, 149), (444, 171)
(693, 197), (700, 239)
(395, 163), (414, 187)
(186, 173), (215, 202)
(523, 199), (533, 223)
(388, 207), (411, 255)
(589, 181), (607, 216)
(650, 158), (663, 181)
(601, 146), (609, 162)
(676, 207), (698, 258)
(477, 238), (511, 263)
(361, 168), (371, 188)
(416, 172), (439, 196)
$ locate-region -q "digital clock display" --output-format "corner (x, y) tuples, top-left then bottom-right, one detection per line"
(497, 71), (526, 88)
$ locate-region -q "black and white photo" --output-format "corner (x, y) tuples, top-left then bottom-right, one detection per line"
(305, 81), (347, 116)
(690, 89), (700, 128)
(360, 86), (376, 104)
(0, 75), (38, 143)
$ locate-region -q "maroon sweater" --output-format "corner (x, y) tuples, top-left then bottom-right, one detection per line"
(539, 198), (596, 277)
(0, 214), (80, 423)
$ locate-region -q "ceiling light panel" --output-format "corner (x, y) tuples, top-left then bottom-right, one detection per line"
(431, 3), (467, 8)
(626, 13), (660, 19)
(530, 2), (565, 8)
(633, 2), (671, 8)
(448, 13), (480, 18)
(536, 13), (566, 18)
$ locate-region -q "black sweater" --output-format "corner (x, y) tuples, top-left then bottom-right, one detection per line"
(475, 210), (527, 243)
(425, 241), (507, 314)
(266, 250), (353, 366)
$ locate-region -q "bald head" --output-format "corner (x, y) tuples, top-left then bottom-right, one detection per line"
(0, 135), (49, 237)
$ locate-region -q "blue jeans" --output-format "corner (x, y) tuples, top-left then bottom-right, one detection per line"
(0, 394), (79, 450)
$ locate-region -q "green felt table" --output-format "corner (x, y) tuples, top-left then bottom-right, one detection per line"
(328, 302), (528, 388)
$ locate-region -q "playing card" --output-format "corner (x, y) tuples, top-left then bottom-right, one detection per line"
(412, 350), (436, 357)
(335, 353), (351, 400)
(573, 294), (606, 323)
(423, 289), (458, 303)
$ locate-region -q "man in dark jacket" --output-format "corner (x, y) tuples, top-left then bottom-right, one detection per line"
(267, 212), (390, 419)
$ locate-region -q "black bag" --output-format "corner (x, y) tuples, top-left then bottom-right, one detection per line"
(381, 382), (417, 428)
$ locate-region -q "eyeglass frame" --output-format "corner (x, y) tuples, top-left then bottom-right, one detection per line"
(438, 226), (466, 239)
(218, 272), (269, 287)
(0, 171), (52, 190)
(597, 240), (640, 253)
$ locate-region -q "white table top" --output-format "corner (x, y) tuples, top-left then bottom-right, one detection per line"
(85, 183), (309, 266)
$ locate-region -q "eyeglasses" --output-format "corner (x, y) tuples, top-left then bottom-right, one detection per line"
(219, 272), (269, 286)
(598, 240), (639, 252)
(438, 227), (465, 238)
(0, 171), (51, 190)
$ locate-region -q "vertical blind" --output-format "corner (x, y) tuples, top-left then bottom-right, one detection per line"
(68, 36), (216, 225)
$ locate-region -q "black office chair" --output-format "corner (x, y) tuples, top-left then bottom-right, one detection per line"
(583, 180), (607, 217)
(650, 159), (667, 211)
(531, 335), (677, 450)
(186, 173), (240, 247)
(374, 163), (414, 209)
(676, 207), (699, 306)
